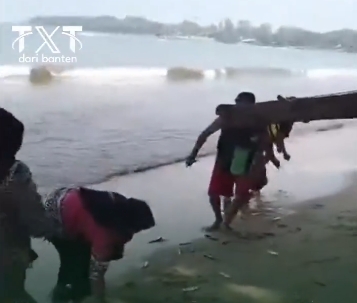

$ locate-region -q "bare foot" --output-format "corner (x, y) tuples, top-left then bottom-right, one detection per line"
(203, 221), (222, 232)
(222, 222), (233, 231)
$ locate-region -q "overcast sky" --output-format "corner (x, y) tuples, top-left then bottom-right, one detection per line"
(2, 0), (357, 32)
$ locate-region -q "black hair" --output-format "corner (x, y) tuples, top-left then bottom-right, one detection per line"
(0, 108), (24, 183)
(79, 187), (155, 238)
(0, 108), (24, 158)
(235, 92), (256, 104)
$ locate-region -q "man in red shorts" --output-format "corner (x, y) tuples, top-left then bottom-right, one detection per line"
(186, 92), (261, 231)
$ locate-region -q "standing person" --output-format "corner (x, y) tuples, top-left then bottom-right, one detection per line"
(0, 108), (53, 303)
(44, 187), (155, 303)
(186, 92), (260, 231)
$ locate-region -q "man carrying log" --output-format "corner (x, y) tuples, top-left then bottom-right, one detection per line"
(186, 92), (275, 230)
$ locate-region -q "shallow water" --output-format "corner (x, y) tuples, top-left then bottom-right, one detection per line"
(27, 124), (357, 303)
(1, 32), (357, 190)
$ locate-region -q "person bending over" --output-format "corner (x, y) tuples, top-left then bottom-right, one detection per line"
(45, 187), (155, 303)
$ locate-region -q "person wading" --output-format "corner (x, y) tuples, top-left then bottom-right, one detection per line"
(186, 92), (266, 230)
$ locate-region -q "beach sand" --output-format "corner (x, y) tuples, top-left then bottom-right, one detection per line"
(111, 178), (357, 303)
(28, 123), (357, 303)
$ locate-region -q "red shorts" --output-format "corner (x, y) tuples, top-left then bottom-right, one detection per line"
(208, 161), (254, 198)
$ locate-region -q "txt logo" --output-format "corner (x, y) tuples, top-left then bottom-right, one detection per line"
(12, 26), (83, 53)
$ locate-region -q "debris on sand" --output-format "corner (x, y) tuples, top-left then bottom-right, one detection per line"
(263, 232), (275, 237)
(148, 237), (166, 244)
(219, 272), (231, 279)
(182, 286), (199, 292)
(272, 216), (282, 222)
(142, 261), (149, 268)
(314, 280), (326, 287)
(221, 240), (230, 245)
(203, 254), (217, 261)
(178, 248), (182, 255)
(179, 242), (192, 246)
(205, 234), (218, 241)
(267, 250), (279, 256)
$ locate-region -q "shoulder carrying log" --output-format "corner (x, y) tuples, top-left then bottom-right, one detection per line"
(216, 90), (357, 128)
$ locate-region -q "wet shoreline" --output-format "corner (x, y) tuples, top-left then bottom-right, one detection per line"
(27, 123), (357, 302)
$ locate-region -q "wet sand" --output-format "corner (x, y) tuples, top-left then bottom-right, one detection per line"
(27, 124), (357, 303)
(112, 178), (357, 303)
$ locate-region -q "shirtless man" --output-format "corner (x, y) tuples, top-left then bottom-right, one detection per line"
(186, 92), (268, 230)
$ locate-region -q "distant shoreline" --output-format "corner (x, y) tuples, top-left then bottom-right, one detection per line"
(8, 15), (357, 53)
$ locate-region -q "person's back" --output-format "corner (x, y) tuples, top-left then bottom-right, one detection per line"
(0, 108), (54, 302)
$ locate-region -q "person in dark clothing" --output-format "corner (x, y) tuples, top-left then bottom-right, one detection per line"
(254, 97), (297, 194)
(186, 92), (272, 230)
(0, 108), (53, 303)
(44, 187), (155, 303)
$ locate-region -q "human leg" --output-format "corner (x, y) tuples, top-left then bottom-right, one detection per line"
(69, 241), (91, 302)
(50, 237), (89, 303)
(207, 162), (234, 231)
(223, 176), (254, 229)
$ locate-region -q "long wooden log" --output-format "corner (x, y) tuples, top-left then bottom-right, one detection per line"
(216, 90), (357, 128)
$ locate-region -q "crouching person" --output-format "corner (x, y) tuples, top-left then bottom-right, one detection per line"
(44, 187), (156, 303)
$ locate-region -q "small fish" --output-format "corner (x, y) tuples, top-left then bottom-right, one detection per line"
(148, 237), (166, 244)
(179, 242), (192, 246)
(178, 248), (182, 255)
(205, 234), (218, 241)
(182, 286), (199, 292)
(203, 254), (217, 260)
(314, 281), (326, 287)
(219, 272), (231, 278)
(142, 261), (149, 268)
(251, 212), (261, 216)
(267, 250), (279, 256)
(221, 240), (230, 245)
(272, 217), (281, 222)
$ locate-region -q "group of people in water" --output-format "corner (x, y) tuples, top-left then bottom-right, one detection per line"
(0, 91), (294, 303)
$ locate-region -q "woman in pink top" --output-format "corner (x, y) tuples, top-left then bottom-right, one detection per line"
(44, 187), (155, 303)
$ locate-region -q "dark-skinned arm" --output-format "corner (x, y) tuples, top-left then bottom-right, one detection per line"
(186, 118), (222, 165)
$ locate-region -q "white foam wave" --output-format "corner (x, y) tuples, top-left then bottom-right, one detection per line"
(307, 68), (357, 78)
(1, 64), (357, 84)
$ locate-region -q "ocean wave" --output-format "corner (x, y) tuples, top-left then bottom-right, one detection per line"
(1, 64), (357, 84)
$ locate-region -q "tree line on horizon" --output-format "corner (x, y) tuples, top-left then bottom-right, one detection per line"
(29, 15), (357, 52)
